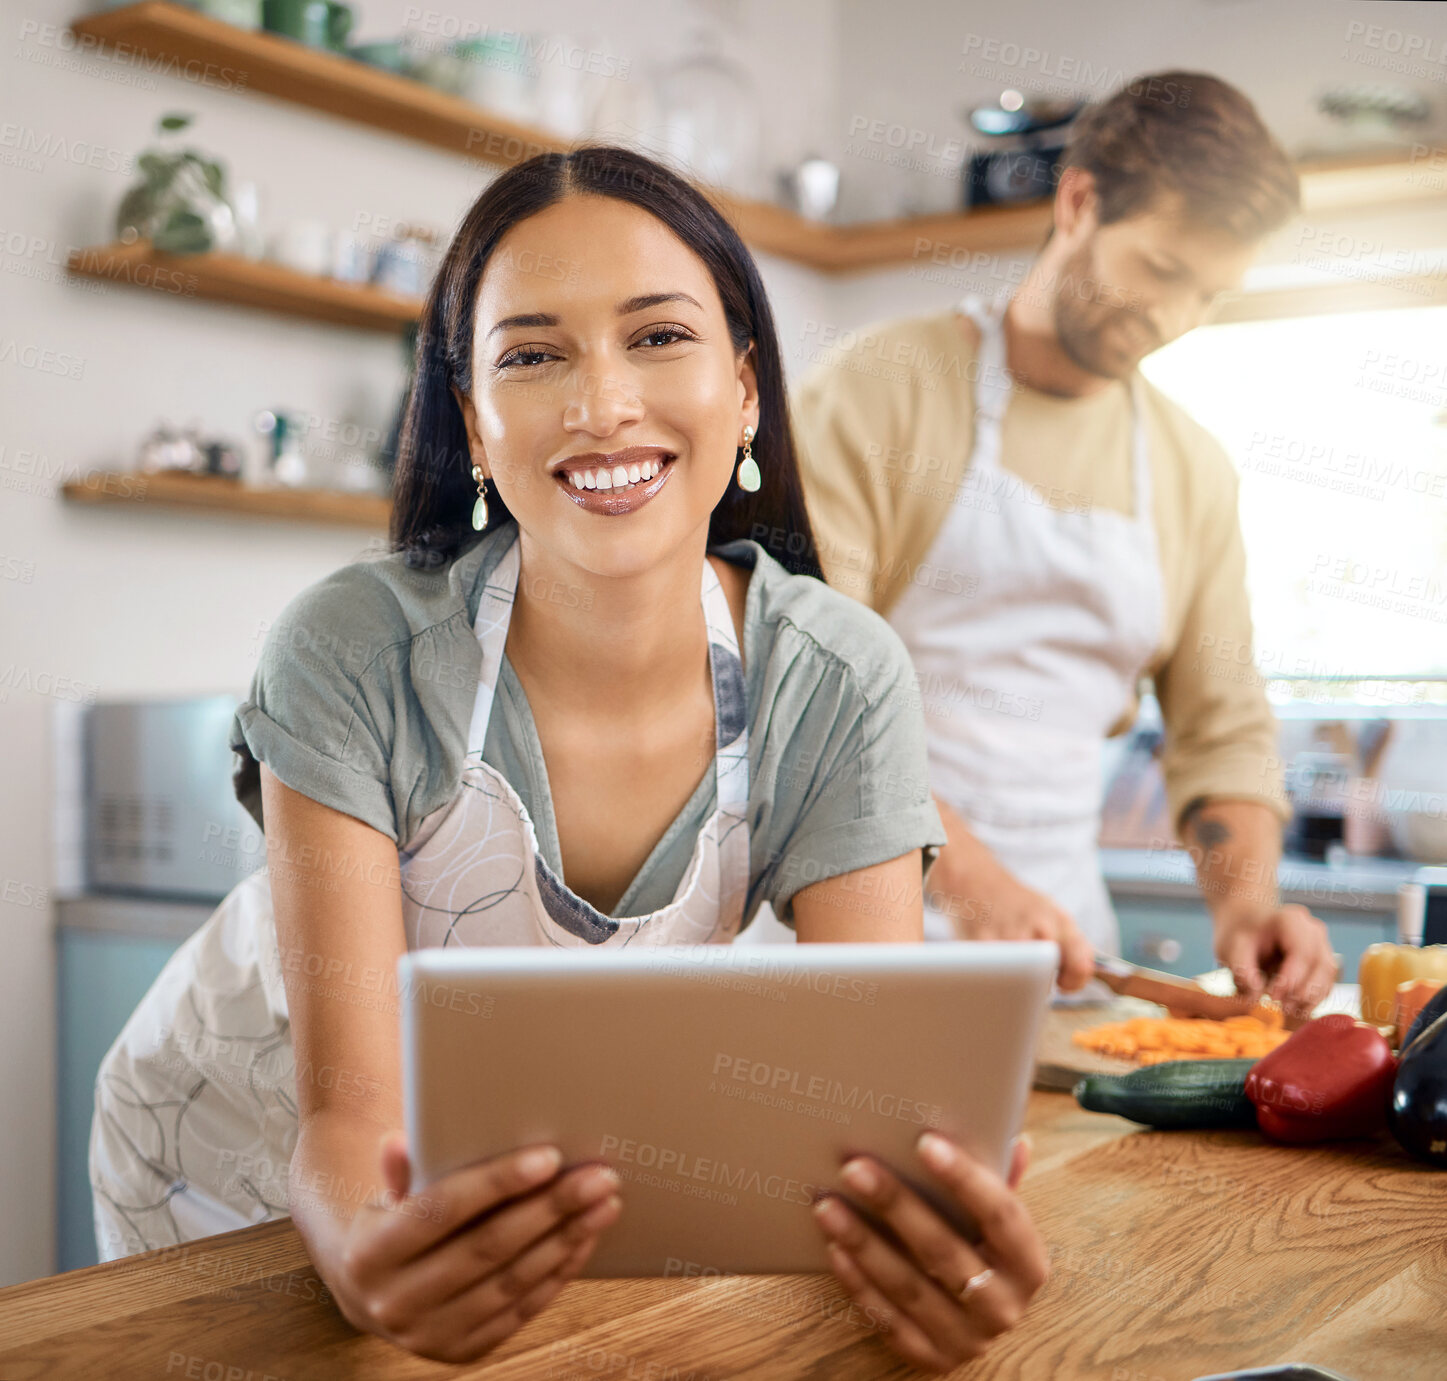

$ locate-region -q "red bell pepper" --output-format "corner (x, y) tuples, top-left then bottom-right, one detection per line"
(1243, 1013), (1398, 1144)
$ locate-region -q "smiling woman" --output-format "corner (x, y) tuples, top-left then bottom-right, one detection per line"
(389, 145), (814, 579)
(88, 145), (1051, 1374)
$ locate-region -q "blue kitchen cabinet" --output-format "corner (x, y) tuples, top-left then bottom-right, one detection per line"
(1111, 894), (1395, 982)
(1112, 898), (1220, 977)
(55, 928), (183, 1273)
(1300, 908), (1398, 981)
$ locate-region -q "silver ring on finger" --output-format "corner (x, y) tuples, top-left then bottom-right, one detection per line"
(955, 1267), (995, 1302)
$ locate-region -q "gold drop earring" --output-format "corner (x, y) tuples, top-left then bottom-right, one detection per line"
(470, 463), (489, 531)
(736, 425), (760, 493)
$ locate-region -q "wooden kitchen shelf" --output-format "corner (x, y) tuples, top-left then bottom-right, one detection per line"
(61, 468), (391, 528)
(69, 1), (570, 164)
(66, 239), (422, 331)
(58, 1), (1094, 272)
(68, 221), (1447, 335)
(69, 2), (1447, 279)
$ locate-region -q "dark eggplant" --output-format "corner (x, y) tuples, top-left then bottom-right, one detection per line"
(1389, 1010), (1447, 1168)
(1401, 983), (1447, 1056)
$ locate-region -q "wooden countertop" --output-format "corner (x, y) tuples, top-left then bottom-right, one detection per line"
(5, 1089), (1444, 1380)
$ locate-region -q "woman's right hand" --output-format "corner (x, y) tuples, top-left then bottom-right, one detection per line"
(813, 1131), (1048, 1374)
(329, 1132), (623, 1364)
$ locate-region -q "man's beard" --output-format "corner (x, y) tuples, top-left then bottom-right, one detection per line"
(1050, 237), (1158, 380)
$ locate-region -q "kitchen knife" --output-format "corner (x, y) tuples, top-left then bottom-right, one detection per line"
(1091, 952), (1335, 1031)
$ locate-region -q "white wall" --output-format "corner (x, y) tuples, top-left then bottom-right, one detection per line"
(0, 0), (838, 1285)
(2, 0), (1442, 1283)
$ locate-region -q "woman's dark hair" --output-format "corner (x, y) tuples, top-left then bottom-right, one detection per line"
(390, 144), (824, 580)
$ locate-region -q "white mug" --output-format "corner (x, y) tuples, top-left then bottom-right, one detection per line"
(269, 220), (332, 277)
(1399, 867), (1447, 945)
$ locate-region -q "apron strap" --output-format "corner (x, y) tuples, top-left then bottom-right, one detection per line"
(465, 530), (520, 758)
(957, 294), (1011, 458)
(702, 557), (749, 813)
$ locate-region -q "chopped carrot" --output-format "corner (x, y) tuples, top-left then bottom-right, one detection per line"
(1071, 1012), (1290, 1065)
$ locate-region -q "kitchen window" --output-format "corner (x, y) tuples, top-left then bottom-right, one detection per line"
(1141, 304), (1447, 698)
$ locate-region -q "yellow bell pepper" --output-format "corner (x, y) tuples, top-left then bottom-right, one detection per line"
(1359, 943), (1447, 1025)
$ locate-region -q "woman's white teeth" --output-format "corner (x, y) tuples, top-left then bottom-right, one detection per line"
(567, 457), (665, 490)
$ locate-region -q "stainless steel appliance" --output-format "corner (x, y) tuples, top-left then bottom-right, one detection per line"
(83, 695), (265, 901)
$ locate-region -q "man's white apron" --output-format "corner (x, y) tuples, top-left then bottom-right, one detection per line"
(887, 296), (1164, 954)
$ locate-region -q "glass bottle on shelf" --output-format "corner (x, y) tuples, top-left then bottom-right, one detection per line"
(231, 180), (263, 260)
(652, 0), (766, 200)
(252, 409), (308, 488)
(136, 419), (202, 474)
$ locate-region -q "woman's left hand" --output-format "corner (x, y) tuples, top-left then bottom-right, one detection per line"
(811, 1130), (1048, 1374)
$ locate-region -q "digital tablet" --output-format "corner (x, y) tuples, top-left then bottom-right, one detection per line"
(399, 941), (1057, 1276)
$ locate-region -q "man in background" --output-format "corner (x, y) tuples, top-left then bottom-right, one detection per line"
(790, 71), (1336, 1013)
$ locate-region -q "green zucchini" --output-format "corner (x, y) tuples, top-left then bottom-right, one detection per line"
(1073, 1058), (1259, 1129)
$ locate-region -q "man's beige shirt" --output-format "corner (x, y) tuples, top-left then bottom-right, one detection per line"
(789, 306), (1288, 836)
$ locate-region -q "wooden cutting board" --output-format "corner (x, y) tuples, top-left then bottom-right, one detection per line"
(1032, 995), (1160, 1092)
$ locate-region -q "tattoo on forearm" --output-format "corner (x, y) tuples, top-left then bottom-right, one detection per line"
(1192, 817), (1232, 850)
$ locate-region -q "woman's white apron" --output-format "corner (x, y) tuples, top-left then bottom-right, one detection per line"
(90, 529), (750, 1259)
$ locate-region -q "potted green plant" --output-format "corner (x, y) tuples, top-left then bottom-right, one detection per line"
(115, 112), (239, 253)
